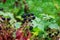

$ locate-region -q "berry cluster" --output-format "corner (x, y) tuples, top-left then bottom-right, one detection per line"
(16, 13), (35, 40)
(21, 13), (35, 23)
(48, 30), (60, 38)
(21, 13), (35, 30)
(44, 26), (60, 39)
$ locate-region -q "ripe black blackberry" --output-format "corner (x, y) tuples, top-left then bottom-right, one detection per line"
(48, 33), (53, 38)
(22, 14), (27, 18)
(51, 35), (54, 38)
(54, 31), (59, 36)
(54, 33), (58, 36)
(28, 18), (31, 22)
(32, 16), (35, 20)
(24, 18), (27, 21)
(2, 17), (5, 20)
(49, 33), (51, 36)
(7, 18), (11, 21)
(27, 13), (30, 17)
(29, 26), (33, 30)
(57, 30), (60, 34)
(48, 33), (54, 38)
